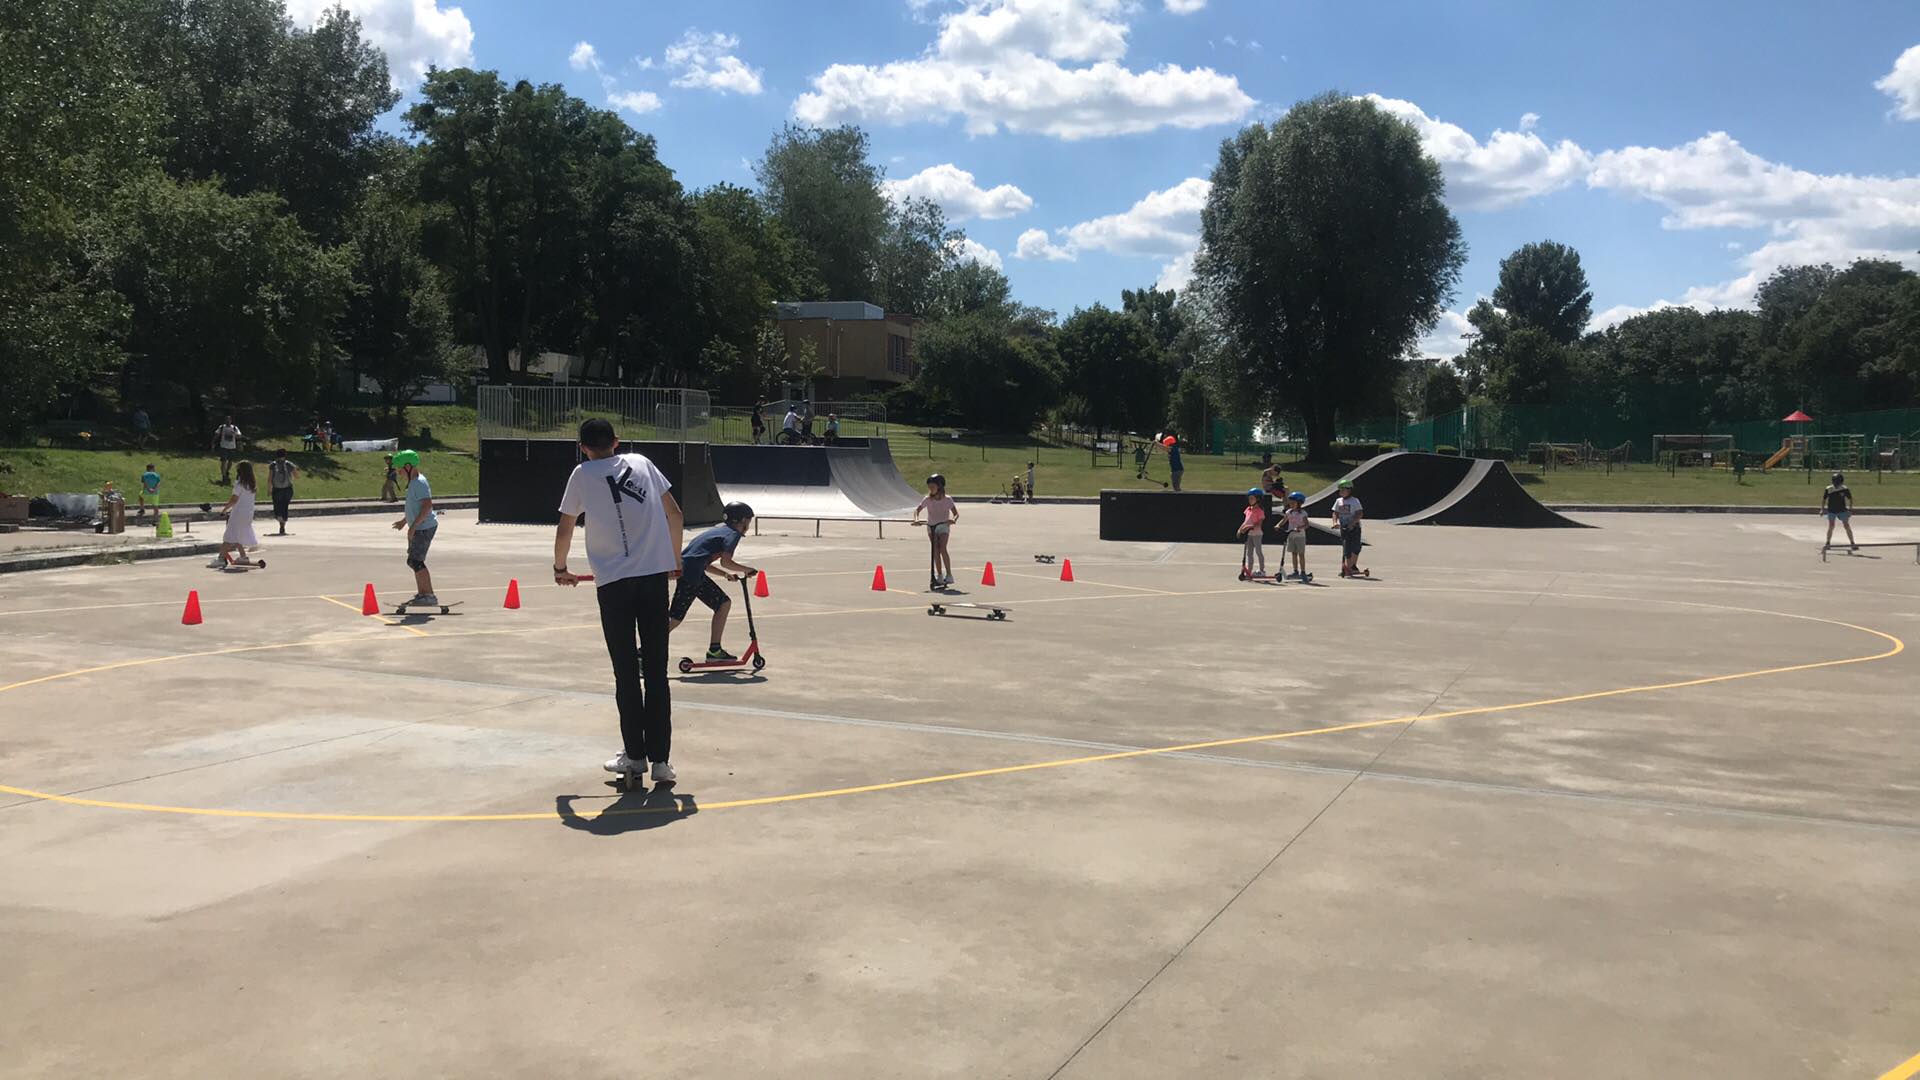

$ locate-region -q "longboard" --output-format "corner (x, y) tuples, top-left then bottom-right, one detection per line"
(928, 601), (1008, 620)
(1033, 554), (1057, 563)
(393, 600), (463, 615)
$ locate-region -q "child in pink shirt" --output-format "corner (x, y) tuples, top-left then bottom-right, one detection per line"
(914, 473), (960, 588)
(1237, 488), (1267, 579)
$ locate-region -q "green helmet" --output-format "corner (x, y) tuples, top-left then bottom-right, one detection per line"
(392, 449), (421, 470)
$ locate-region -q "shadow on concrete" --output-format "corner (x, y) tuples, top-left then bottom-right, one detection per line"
(554, 784), (698, 836)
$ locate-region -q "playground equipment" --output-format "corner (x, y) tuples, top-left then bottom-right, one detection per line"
(1653, 434), (1735, 470)
(1762, 436), (1800, 471)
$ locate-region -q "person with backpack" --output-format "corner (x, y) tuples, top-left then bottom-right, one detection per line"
(267, 448), (298, 536)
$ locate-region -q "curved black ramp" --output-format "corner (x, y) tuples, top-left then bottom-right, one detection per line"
(1300, 452), (1477, 519)
(1387, 459), (1588, 528)
(1099, 490), (1346, 545)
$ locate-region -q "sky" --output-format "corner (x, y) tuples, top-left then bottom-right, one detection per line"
(296, 0), (1920, 357)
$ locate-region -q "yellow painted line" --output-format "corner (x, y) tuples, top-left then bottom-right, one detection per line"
(993, 568), (1170, 593)
(0, 605), (1900, 823)
(317, 594), (428, 636)
(1882, 1050), (1920, 1080)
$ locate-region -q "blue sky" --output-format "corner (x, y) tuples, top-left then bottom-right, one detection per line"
(309, 0), (1920, 354)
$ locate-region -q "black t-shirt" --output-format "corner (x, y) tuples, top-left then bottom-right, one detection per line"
(1824, 485), (1851, 513)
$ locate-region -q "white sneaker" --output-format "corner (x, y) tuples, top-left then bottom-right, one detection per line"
(415, 592), (439, 606)
(207, 558), (227, 569)
(650, 761), (676, 783)
(603, 751), (644, 776)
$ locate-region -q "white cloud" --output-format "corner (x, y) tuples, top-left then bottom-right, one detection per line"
(885, 163), (1034, 220)
(1165, 0), (1206, 11)
(1876, 44), (1920, 120)
(1518, 111), (1539, 132)
(793, 0), (1254, 139)
(1015, 177), (1210, 286)
(1364, 95), (1591, 211)
(286, 0), (473, 88)
(569, 41), (598, 71)
(1418, 309), (1475, 358)
(947, 236), (1004, 270)
(608, 90), (663, 115)
(664, 29), (764, 96)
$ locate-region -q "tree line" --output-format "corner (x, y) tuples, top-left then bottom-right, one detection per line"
(0, 0), (1026, 439)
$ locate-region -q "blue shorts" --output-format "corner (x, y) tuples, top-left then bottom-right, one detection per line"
(1825, 511), (1851, 522)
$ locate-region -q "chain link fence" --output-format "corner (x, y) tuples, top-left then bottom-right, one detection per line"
(477, 386), (713, 443)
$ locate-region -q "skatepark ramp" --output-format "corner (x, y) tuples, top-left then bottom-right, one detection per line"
(1299, 451), (1475, 518)
(478, 439), (725, 526)
(709, 440), (923, 523)
(1383, 458), (1587, 527)
(1099, 490), (1345, 546)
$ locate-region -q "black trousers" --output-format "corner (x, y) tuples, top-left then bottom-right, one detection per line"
(594, 572), (671, 762)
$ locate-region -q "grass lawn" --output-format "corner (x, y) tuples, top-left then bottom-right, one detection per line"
(1512, 462), (1920, 507)
(0, 406), (479, 505)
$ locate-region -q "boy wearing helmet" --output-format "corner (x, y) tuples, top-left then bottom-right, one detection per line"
(1822, 472), (1857, 552)
(388, 450), (438, 606)
(1331, 479), (1366, 578)
(670, 502), (758, 660)
(1283, 491), (1311, 580)
(553, 419), (686, 784)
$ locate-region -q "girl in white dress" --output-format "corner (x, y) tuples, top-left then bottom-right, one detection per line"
(212, 461), (261, 568)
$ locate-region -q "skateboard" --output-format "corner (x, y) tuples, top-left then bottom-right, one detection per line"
(393, 600), (463, 615)
(1338, 569), (1371, 579)
(1033, 554), (1057, 563)
(929, 601), (1008, 620)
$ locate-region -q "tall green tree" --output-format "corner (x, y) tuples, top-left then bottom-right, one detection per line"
(102, 175), (351, 431)
(340, 156), (454, 425)
(132, 0), (397, 241)
(754, 124), (889, 303)
(874, 195), (957, 314)
(1056, 305), (1165, 439)
(928, 259), (1015, 323)
(914, 314), (1062, 432)
(1121, 285), (1185, 356)
(1197, 93), (1466, 460)
(1491, 240), (1593, 345)
(0, 0), (149, 437)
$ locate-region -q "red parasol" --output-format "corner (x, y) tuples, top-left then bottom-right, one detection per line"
(1782, 410), (1812, 422)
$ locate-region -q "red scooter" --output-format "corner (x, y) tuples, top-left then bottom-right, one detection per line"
(675, 571), (766, 674)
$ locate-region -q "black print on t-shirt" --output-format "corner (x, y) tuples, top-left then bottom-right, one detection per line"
(604, 464), (650, 556)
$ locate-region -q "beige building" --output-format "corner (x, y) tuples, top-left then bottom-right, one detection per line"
(772, 302), (919, 397)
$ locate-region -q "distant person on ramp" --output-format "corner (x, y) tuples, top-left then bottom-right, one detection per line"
(1822, 472), (1858, 552)
(913, 473), (960, 588)
(554, 419), (685, 785)
(668, 502), (758, 662)
(389, 450), (439, 609)
(751, 399), (767, 445)
(1332, 480), (1367, 578)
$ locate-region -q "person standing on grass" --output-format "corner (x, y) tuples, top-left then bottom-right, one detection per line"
(1167, 434), (1185, 491)
(389, 450), (438, 608)
(554, 419), (685, 785)
(1027, 461), (1036, 499)
(1237, 488), (1267, 578)
(211, 415), (242, 484)
(1332, 480), (1366, 578)
(380, 454), (399, 501)
(137, 463), (161, 519)
(1823, 472), (1858, 552)
(211, 462), (259, 568)
(267, 448), (298, 536)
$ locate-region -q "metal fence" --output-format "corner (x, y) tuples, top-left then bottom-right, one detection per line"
(477, 386), (713, 442)
(709, 400), (888, 444)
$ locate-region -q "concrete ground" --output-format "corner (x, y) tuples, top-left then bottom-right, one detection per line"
(1, 506), (1916, 1079)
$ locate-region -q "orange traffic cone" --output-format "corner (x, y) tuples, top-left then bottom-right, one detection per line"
(181, 590), (203, 626)
(504, 578), (521, 609)
(871, 565), (888, 591)
(754, 571), (770, 598)
(1059, 558), (1074, 582)
(360, 583), (380, 615)
(981, 561), (996, 586)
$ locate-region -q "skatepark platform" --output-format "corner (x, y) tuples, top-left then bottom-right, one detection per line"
(1098, 491), (1346, 546)
(478, 439), (726, 526)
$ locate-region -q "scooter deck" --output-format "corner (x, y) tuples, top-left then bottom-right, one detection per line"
(393, 601), (463, 615)
(221, 559), (266, 571)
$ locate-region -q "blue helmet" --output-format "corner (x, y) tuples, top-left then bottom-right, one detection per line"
(1246, 487), (1263, 496)
(1288, 491), (1305, 502)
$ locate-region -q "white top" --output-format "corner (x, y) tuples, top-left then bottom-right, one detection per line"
(223, 483), (259, 546)
(783, 410), (801, 432)
(558, 453), (678, 586)
(216, 423), (241, 449)
(1333, 495), (1364, 526)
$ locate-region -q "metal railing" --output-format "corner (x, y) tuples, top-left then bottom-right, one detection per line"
(478, 386), (713, 442)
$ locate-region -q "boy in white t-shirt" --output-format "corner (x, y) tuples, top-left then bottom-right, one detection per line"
(1331, 480), (1367, 578)
(554, 419), (686, 784)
